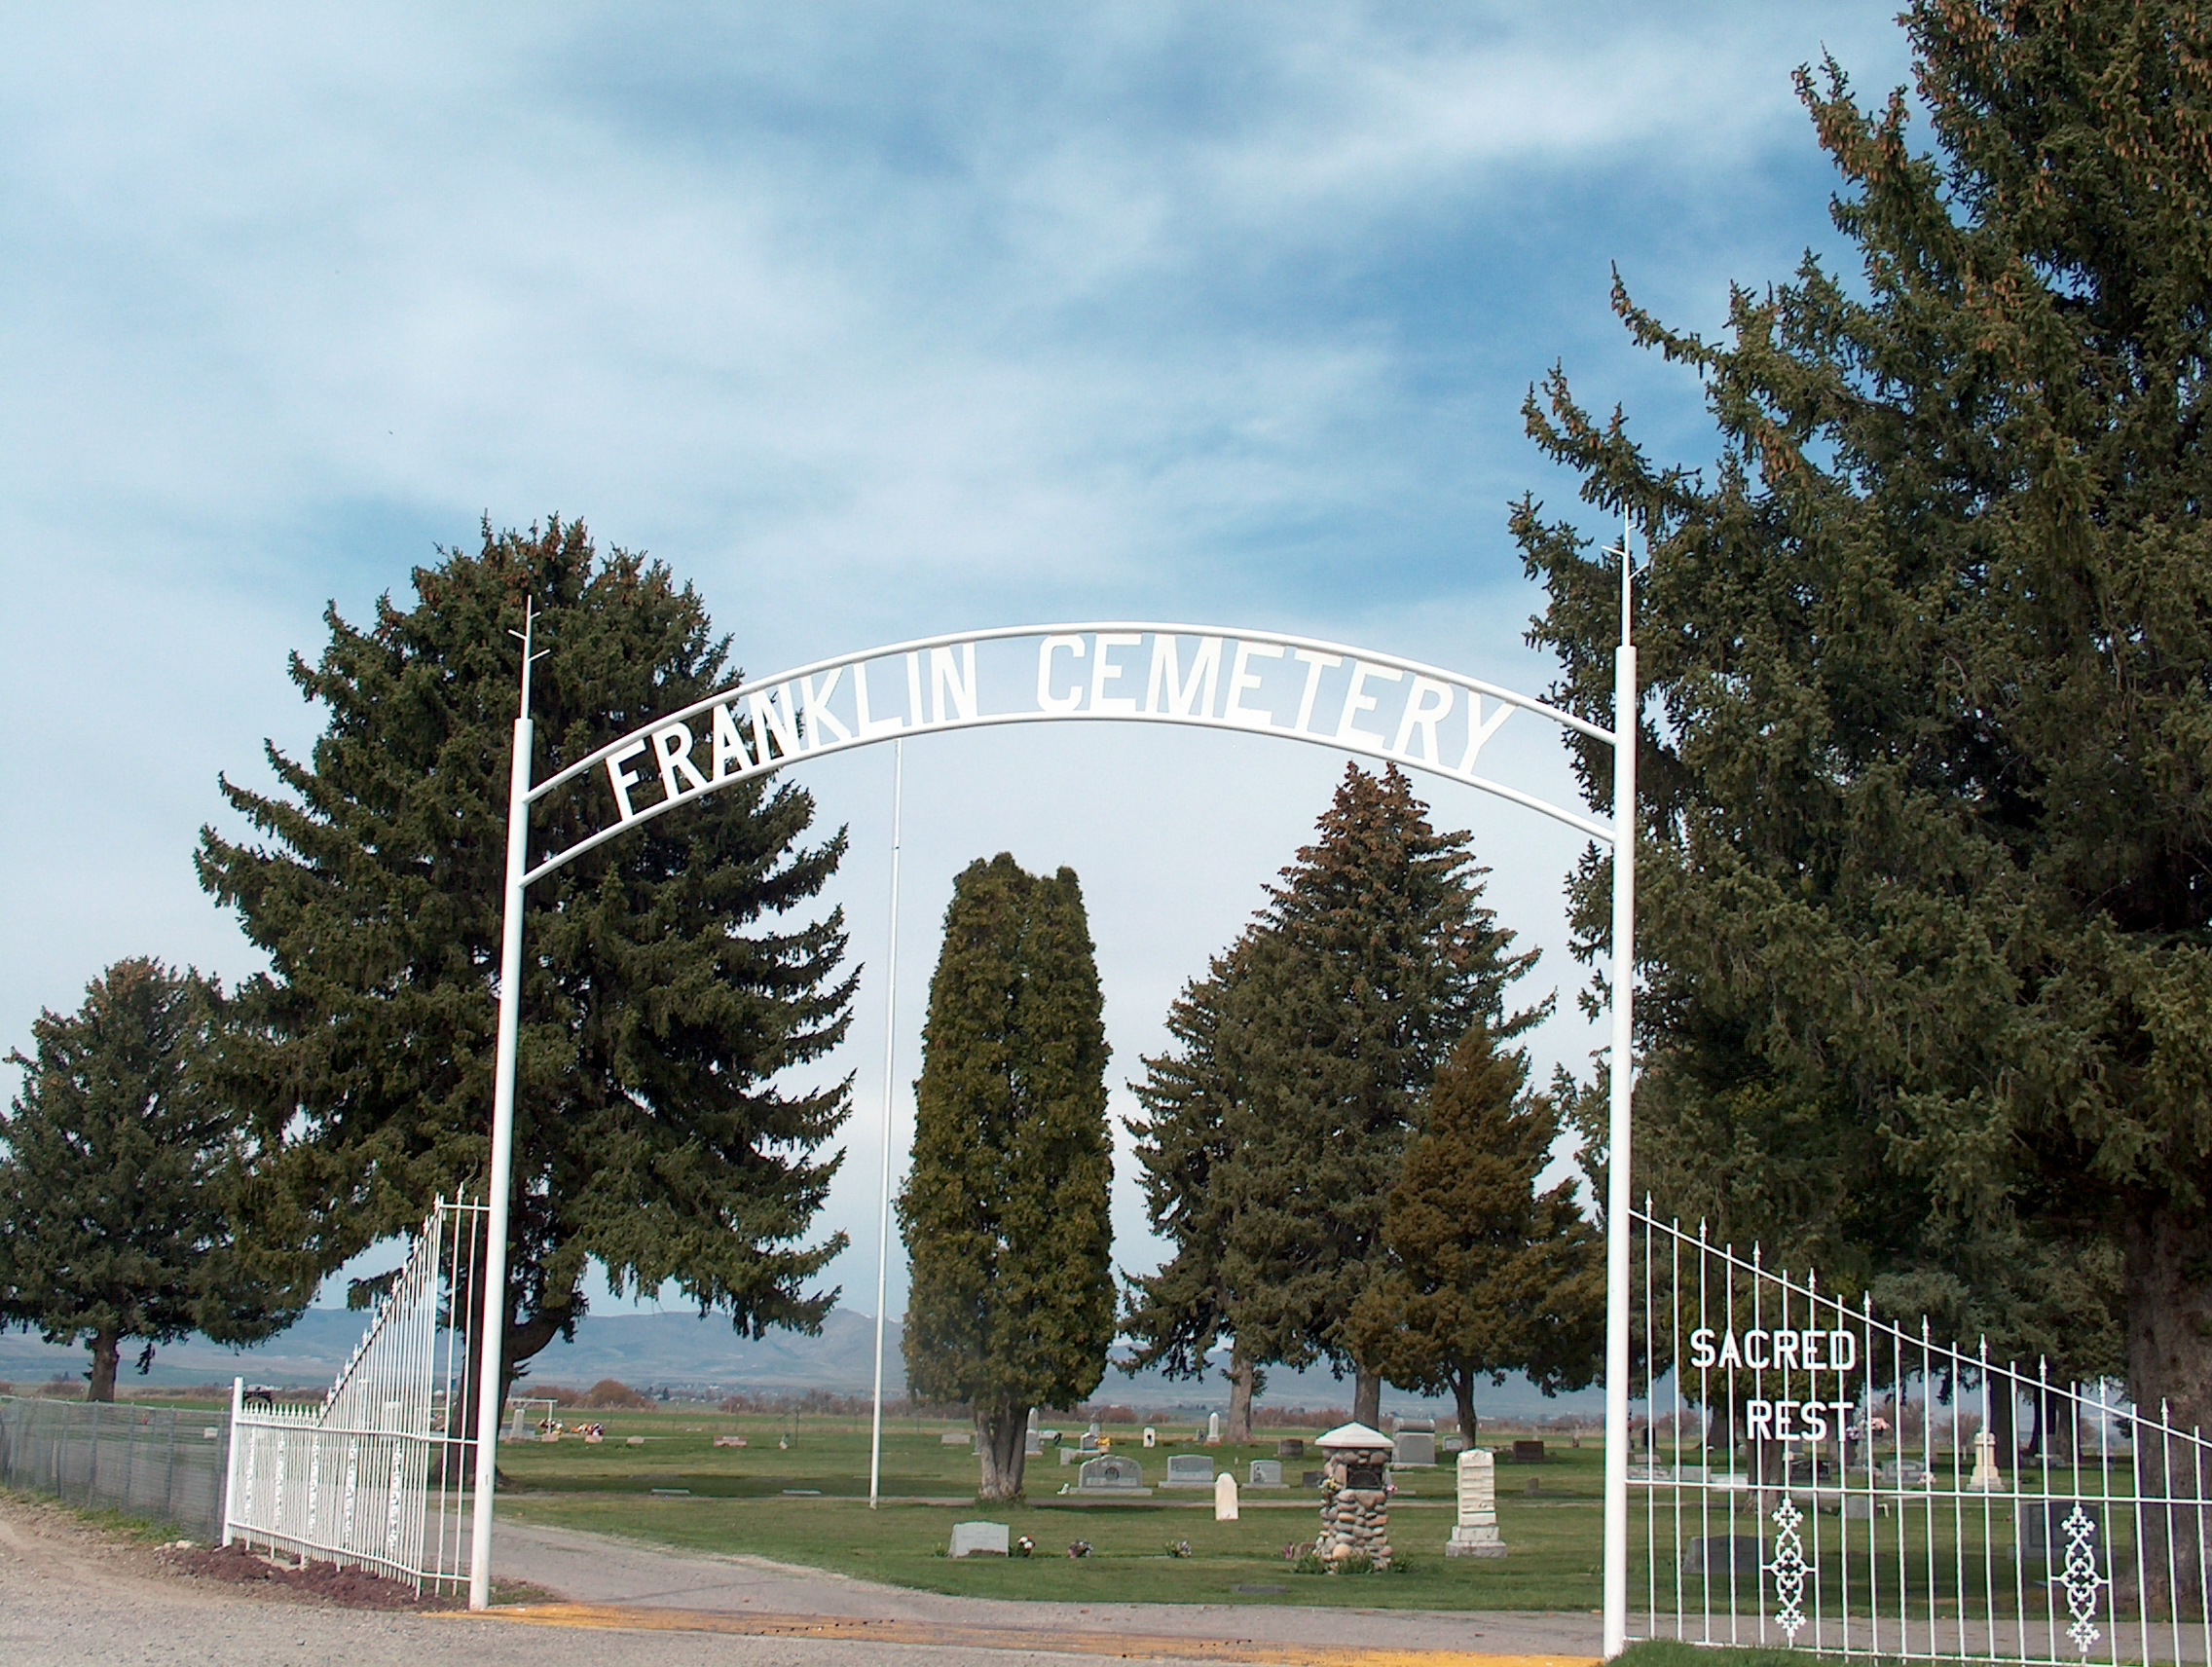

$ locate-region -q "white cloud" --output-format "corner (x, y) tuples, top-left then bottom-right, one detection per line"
(0, 2), (1911, 1316)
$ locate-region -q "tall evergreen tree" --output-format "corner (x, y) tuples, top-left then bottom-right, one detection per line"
(1212, 764), (1544, 1426)
(1346, 1021), (1602, 1445)
(197, 519), (855, 1407)
(899, 853), (1115, 1501)
(1516, 0), (2206, 1598)
(0, 960), (306, 1399)
(1123, 938), (1269, 1440)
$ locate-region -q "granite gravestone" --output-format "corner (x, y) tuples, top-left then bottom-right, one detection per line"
(1163, 1455), (1216, 1489)
(1248, 1460), (1285, 1488)
(1393, 1431), (1438, 1467)
(948, 1521), (1010, 1558)
(1076, 1455), (1149, 1495)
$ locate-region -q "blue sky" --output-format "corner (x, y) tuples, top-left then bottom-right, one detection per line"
(0, 4), (1913, 1322)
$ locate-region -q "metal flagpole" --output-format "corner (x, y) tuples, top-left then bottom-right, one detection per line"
(1603, 514), (1638, 1658)
(468, 602), (538, 1611)
(868, 737), (905, 1509)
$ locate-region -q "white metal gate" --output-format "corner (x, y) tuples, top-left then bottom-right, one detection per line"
(1630, 1204), (2209, 1665)
(222, 1197), (488, 1593)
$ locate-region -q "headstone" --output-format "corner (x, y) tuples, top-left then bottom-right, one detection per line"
(1442, 1435), (1465, 1454)
(1163, 1454), (1216, 1489)
(1302, 1470), (1326, 1488)
(1060, 1446), (1080, 1464)
(1445, 1448), (1507, 1559)
(1843, 1495), (1887, 1521)
(1028, 1408), (1039, 1430)
(1142, 1426), (1156, 1448)
(626, 1435), (645, 1447)
(1248, 1460), (1285, 1488)
(1075, 1454), (1149, 1495)
(1276, 1438), (1305, 1460)
(1215, 1472), (1240, 1521)
(714, 1434), (747, 1448)
(1088, 1420), (1102, 1440)
(1025, 1428), (1044, 1457)
(2018, 1500), (2103, 1561)
(1877, 1458), (1930, 1488)
(1392, 1415), (1436, 1433)
(948, 1521), (1010, 1558)
(1681, 1536), (1764, 1576)
(1512, 1439), (1546, 1463)
(1968, 1429), (2004, 1492)
(1393, 1431), (1438, 1467)
(1315, 1423), (1397, 1571)
(940, 1430), (969, 1445)
(1206, 1412), (1223, 1445)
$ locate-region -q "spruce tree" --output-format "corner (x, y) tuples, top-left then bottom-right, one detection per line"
(1123, 938), (1270, 1439)
(899, 853), (1115, 1501)
(1213, 764), (1544, 1426)
(1516, 1), (2209, 1599)
(197, 519), (855, 1407)
(1346, 1022), (1601, 1445)
(0, 960), (306, 1399)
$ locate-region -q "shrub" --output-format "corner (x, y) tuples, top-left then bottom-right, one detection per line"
(581, 1378), (653, 1410)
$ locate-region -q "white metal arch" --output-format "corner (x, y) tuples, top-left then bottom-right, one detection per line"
(465, 602), (1643, 1659)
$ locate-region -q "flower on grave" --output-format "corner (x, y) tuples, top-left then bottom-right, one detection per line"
(1165, 1539), (1193, 1558)
(1014, 1536), (1035, 1558)
(1067, 1539), (1092, 1559)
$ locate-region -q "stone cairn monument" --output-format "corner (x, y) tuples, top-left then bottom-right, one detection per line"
(1315, 1422), (1396, 1570)
(1445, 1447), (1507, 1558)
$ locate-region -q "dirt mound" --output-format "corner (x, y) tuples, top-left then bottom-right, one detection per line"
(164, 1541), (452, 1611)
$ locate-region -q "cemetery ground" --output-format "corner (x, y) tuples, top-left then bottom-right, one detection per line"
(490, 1407), (1603, 1610)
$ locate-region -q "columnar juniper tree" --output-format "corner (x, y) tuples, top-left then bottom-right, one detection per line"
(0, 960), (306, 1399)
(1142, 764), (1544, 1427)
(198, 520), (856, 1412)
(1517, 0), (2208, 1600)
(1346, 1021), (1601, 1446)
(899, 854), (1115, 1502)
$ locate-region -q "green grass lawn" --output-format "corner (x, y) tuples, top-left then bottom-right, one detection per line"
(493, 1411), (1606, 1611)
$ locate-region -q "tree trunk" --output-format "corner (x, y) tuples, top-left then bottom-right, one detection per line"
(976, 1399), (1029, 1501)
(1352, 1368), (1381, 1428)
(1226, 1352), (1256, 1444)
(1988, 1365), (2018, 1464)
(2123, 1203), (2212, 1610)
(1453, 1369), (1479, 1449)
(85, 1329), (120, 1403)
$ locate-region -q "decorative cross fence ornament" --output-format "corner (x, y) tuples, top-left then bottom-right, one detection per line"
(222, 1197), (488, 1593)
(2053, 1504), (2112, 1658)
(1629, 1202), (2210, 1667)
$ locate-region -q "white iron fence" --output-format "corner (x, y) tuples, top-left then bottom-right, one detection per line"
(222, 1197), (487, 1593)
(1630, 1204), (2209, 1666)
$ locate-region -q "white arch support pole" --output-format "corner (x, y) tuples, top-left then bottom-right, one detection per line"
(468, 611), (538, 1612)
(1602, 526), (1637, 1660)
(868, 738), (904, 1510)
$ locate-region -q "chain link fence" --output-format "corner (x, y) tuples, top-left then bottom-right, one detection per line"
(0, 1394), (231, 1543)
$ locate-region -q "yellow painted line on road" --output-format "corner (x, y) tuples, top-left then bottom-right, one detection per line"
(457, 1600), (1600, 1667)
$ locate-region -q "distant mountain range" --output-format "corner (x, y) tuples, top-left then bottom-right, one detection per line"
(0, 1306), (1600, 1420)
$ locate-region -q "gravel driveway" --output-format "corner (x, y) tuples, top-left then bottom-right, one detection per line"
(0, 1495), (1222, 1667)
